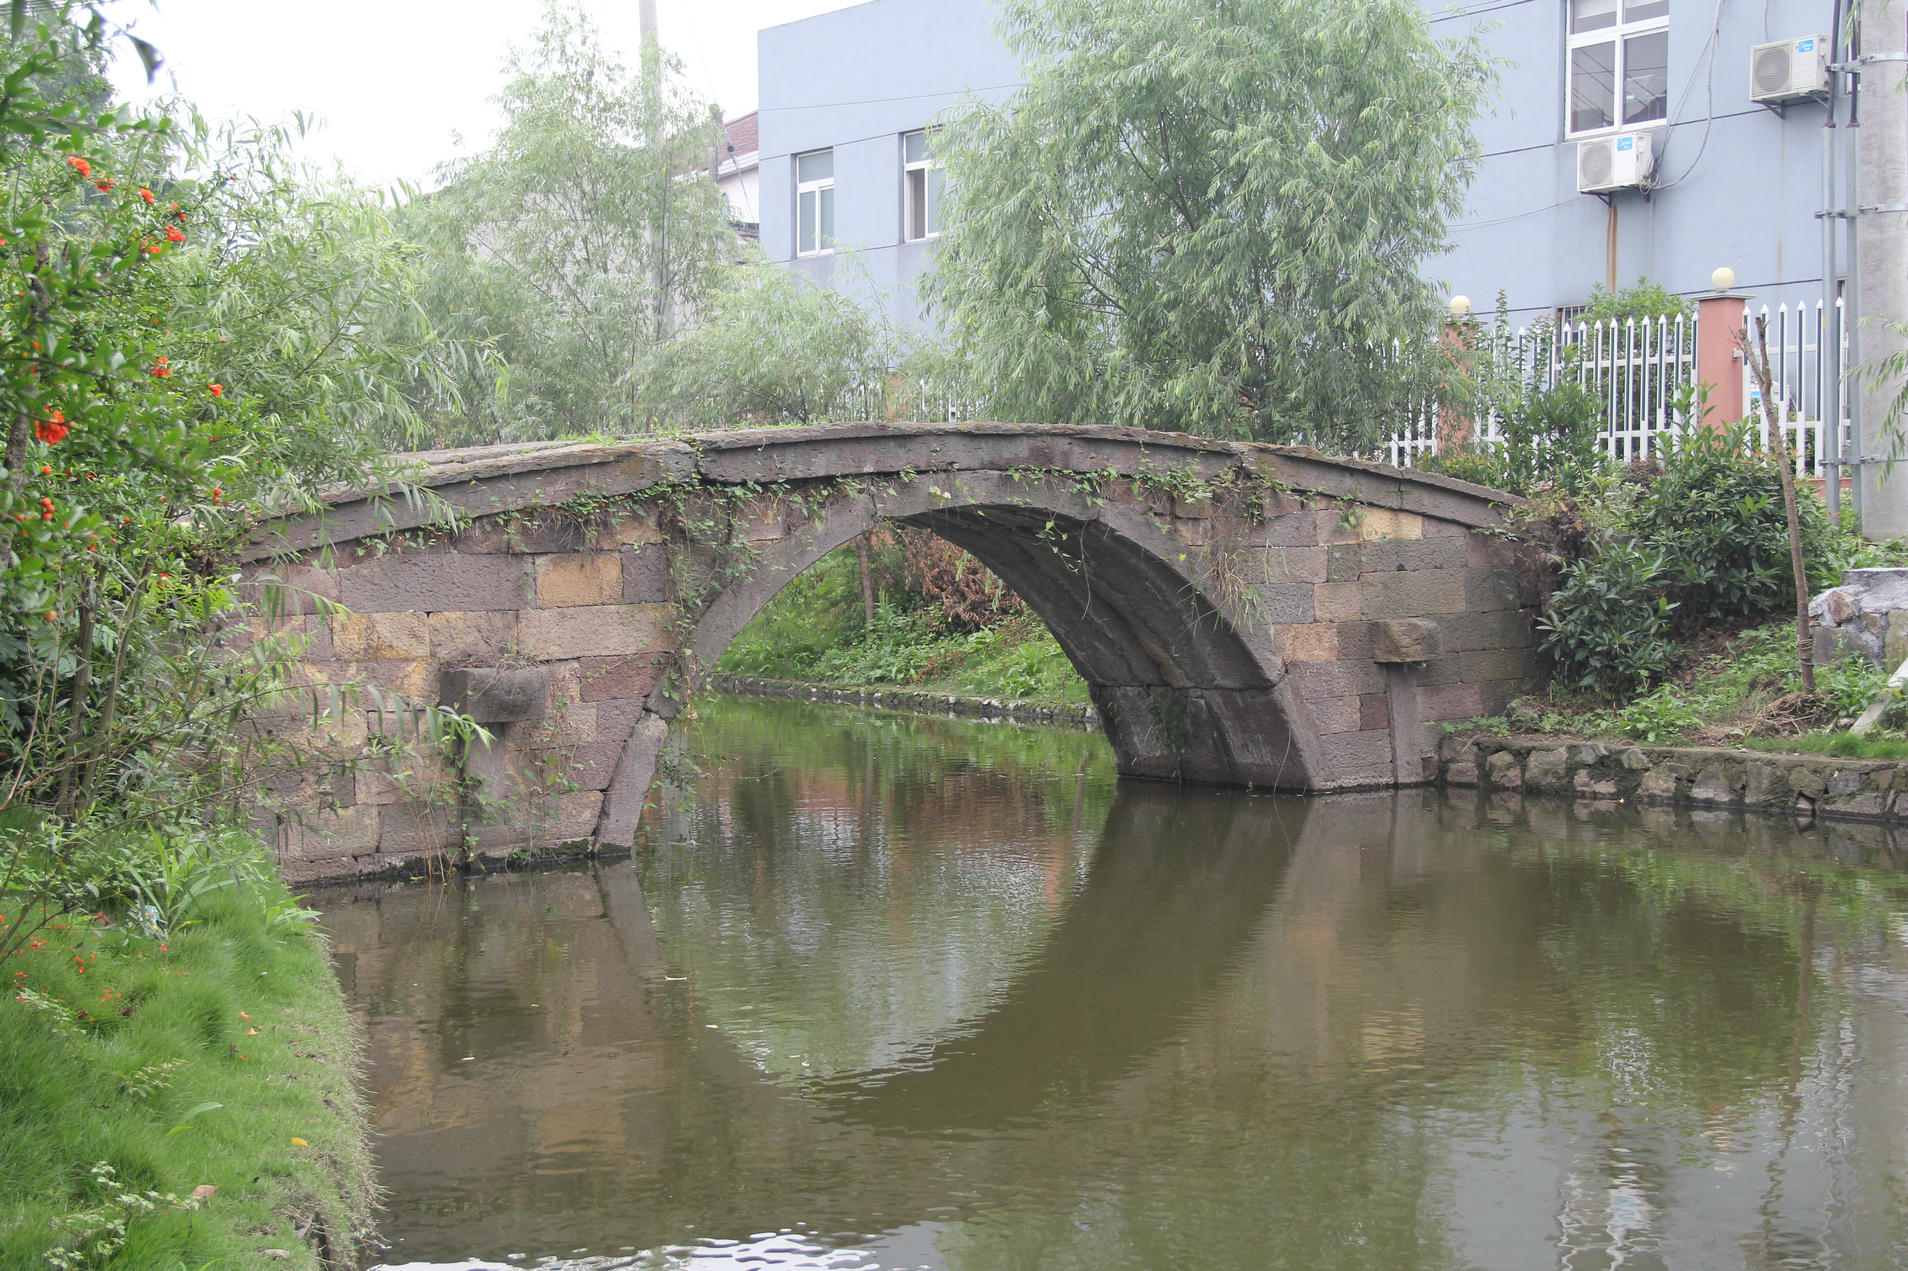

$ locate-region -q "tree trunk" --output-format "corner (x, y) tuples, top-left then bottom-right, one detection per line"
(1741, 317), (1815, 693)
(855, 536), (876, 632)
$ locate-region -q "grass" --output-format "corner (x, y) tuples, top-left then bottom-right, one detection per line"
(719, 543), (1091, 706)
(0, 840), (374, 1271)
(1470, 619), (1900, 750)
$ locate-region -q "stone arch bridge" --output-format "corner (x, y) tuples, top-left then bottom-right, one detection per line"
(241, 422), (1538, 881)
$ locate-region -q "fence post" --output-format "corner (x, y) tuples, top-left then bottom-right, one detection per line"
(1695, 291), (1746, 427)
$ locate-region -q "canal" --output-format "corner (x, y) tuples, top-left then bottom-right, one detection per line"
(317, 695), (1908, 1270)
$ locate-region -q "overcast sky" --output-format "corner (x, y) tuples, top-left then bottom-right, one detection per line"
(105, 0), (847, 191)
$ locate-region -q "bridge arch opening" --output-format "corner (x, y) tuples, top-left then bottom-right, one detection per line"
(617, 480), (1320, 846)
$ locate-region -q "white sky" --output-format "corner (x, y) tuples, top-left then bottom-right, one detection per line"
(105, 0), (846, 191)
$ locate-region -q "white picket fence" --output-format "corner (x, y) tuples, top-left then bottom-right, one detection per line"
(1386, 301), (1846, 480)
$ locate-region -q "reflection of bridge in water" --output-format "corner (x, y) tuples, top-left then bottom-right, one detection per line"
(324, 768), (1908, 1269)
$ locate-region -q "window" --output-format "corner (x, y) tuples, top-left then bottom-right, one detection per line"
(1567, 0), (1668, 135)
(796, 149), (834, 257)
(902, 130), (943, 242)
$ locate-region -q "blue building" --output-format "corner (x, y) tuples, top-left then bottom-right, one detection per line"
(756, 0), (1841, 327)
(756, 0), (1022, 329)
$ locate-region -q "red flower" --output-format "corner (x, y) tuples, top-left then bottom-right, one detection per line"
(138, 188), (155, 204)
(152, 358), (170, 378)
(208, 383), (223, 397)
(66, 157), (90, 177)
(164, 225), (185, 243)
(94, 178), (113, 192)
(33, 415), (67, 444)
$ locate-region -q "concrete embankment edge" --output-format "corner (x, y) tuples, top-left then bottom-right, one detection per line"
(709, 675), (1102, 730)
(1438, 732), (1908, 824)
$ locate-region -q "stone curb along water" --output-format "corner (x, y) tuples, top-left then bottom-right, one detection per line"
(1439, 732), (1905, 822)
(709, 675), (1103, 729)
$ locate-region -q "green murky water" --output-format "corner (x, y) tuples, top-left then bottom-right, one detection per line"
(318, 696), (1908, 1271)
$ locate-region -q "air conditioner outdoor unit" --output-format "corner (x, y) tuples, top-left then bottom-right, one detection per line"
(1577, 131), (1655, 195)
(1750, 36), (1830, 103)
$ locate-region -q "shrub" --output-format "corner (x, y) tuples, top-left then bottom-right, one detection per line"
(1536, 539), (1680, 698)
(1632, 424), (1826, 629)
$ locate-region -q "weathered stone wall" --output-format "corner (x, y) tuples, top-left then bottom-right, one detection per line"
(242, 423), (1540, 882)
(1440, 733), (1907, 822)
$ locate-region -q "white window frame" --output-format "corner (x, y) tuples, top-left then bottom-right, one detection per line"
(795, 149), (834, 258)
(1565, 0), (1670, 138)
(902, 130), (943, 243)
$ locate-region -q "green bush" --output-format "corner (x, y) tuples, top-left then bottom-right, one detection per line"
(1633, 424), (1827, 629)
(1536, 539), (1680, 698)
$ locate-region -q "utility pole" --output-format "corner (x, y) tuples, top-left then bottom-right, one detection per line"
(1855, 0), (1908, 538)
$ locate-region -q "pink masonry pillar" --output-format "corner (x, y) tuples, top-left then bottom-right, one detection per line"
(1695, 293), (1746, 427)
(1435, 319), (1475, 450)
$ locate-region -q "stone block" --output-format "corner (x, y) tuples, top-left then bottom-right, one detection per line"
(240, 562), (342, 617)
(1313, 581), (1363, 622)
(518, 603), (676, 659)
(1461, 648), (1537, 681)
(575, 655), (665, 703)
(1292, 659), (1385, 699)
(1618, 747), (1653, 770)
(428, 610), (519, 662)
(1357, 507), (1423, 540)
(1265, 546), (1328, 584)
(1573, 771), (1620, 799)
(1445, 761), (1479, 787)
(1637, 769), (1678, 802)
(338, 552), (533, 613)
(1316, 729), (1394, 783)
(1311, 695), (1364, 734)
(1357, 540), (1406, 574)
(1691, 767), (1734, 803)
(738, 501), (787, 542)
(332, 611), (431, 659)
(1259, 583), (1315, 624)
(1466, 535), (1515, 569)
(535, 552), (622, 608)
(507, 702), (599, 751)
(1463, 567), (1521, 612)
(622, 545), (671, 602)
(1418, 681), (1484, 721)
(1260, 511), (1323, 547)
(1401, 538), (1469, 571)
(1361, 569), (1469, 619)
(1438, 610), (1532, 652)
(1359, 693), (1390, 730)
(1174, 517), (1211, 546)
(1373, 618), (1442, 663)
(439, 666), (550, 723)
(1571, 742), (1608, 765)
(597, 511), (663, 548)
(1484, 749), (1522, 790)
(1326, 543), (1361, 582)
(280, 804), (381, 863)
(1525, 747), (1570, 792)
(1280, 623), (1338, 662)
(376, 802), (465, 859)
(1887, 620), (1908, 671)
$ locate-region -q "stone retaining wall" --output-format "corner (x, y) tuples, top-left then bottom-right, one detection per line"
(710, 675), (1101, 729)
(1439, 733), (1905, 822)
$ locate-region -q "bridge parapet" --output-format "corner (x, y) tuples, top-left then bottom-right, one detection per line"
(241, 423), (1539, 881)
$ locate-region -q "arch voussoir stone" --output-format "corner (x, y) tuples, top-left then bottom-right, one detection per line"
(240, 422), (1539, 882)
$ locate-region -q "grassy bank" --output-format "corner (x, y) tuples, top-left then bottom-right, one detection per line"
(0, 840), (374, 1271)
(719, 539), (1091, 705)
(1472, 618), (1905, 755)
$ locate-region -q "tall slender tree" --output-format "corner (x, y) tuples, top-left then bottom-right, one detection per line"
(924, 0), (1494, 450)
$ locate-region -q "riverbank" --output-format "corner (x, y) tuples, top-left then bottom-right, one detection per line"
(1437, 730), (1908, 825)
(711, 673), (1100, 729)
(0, 867), (376, 1270)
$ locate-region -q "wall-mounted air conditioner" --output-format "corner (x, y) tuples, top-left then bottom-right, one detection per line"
(1750, 36), (1829, 103)
(1577, 131), (1655, 195)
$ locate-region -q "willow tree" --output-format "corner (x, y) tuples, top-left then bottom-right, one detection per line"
(924, 0), (1493, 450)
(403, 3), (735, 442)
